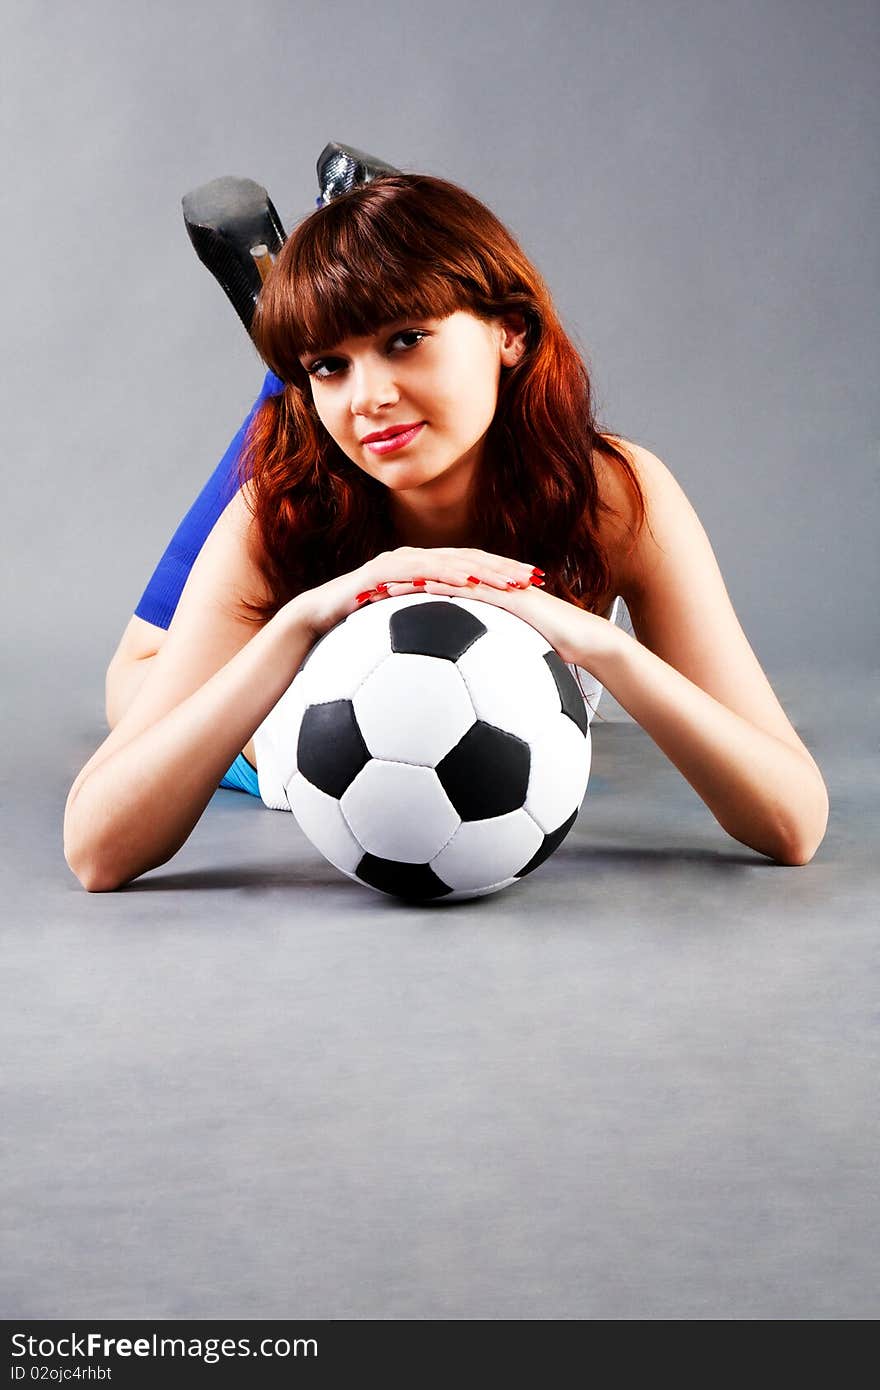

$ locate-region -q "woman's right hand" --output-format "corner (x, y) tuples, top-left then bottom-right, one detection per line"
(295, 546), (545, 642)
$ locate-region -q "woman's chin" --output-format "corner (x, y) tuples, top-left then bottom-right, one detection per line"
(369, 456), (436, 484)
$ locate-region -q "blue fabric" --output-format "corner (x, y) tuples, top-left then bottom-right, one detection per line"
(134, 369), (285, 630)
(219, 752), (261, 797)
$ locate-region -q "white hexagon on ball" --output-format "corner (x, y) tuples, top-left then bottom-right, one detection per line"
(341, 760), (460, 862)
(456, 630), (563, 743)
(353, 653), (474, 764)
(431, 808), (544, 891)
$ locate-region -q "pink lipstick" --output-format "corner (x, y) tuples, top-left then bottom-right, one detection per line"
(363, 422), (425, 455)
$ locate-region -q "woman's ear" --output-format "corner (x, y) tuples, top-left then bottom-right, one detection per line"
(498, 312), (529, 367)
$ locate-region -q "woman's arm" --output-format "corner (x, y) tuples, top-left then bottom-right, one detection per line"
(64, 487), (313, 892)
(105, 617), (168, 727)
(593, 631), (827, 863)
(404, 442), (828, 863)
(588, 444), (829, 864)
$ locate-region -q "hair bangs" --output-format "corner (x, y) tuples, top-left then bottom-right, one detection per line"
(252, 188), (470, 387)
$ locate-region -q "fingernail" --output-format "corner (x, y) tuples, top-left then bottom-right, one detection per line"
(412, 577), (427, 587)
(374, 582), (390, 592)
(528, 576), (545, 587)
(355, 589), (375, 603)
(467, 575), (481, 584)
(531, 567), (545, 577)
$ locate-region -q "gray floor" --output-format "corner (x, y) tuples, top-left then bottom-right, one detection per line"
(3, 650), (877, 1320)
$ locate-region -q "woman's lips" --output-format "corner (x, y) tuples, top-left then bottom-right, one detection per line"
(363, 422), (425, 455)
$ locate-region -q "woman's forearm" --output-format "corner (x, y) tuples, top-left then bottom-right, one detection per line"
(65, 600), (315, 891)
(589, 627), (829, 865)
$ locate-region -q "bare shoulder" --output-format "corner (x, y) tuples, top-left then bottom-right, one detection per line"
(164, 479), (274, 633)
(591, 434), (661, 600)
(594, 437), (820, 768)
(596, 435), (725, 602)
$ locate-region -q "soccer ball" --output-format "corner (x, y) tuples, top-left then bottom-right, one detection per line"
(252, 594), (593, 902)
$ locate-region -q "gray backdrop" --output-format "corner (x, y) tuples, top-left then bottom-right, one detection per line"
(2, 0), (877, 1324)
(4, 0), (878, 670)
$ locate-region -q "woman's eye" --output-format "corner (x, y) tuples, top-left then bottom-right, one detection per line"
(306, 329), (428, 380)
(305, 360), (339, 380)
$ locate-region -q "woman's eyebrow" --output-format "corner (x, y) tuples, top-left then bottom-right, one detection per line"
(301, 321), (425, 361)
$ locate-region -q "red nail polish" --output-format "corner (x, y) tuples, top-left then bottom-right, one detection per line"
(374, 582), (390, 592)
(532, 567), (545, 577)
(528, 576), (545, 587)
(412, 577), (427, 587)
(355, 589), (374, 603)
(467, 575), (481, 584)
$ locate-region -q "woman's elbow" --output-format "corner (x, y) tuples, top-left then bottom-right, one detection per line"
(775, 841), (820, 868)
(64, 805), (174, 891)
(777, 827), (826, 867)
(64, 844), (115, 892)
(64, 799), (124, 892)
(63, 829), (122, 892)
(778, 780), (830, 866)
(68, 860), (123, 892)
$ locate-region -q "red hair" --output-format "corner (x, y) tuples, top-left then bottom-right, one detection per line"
(234, 173), (647, 656)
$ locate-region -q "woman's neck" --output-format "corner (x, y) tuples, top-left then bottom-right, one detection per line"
(389, 497), (479, 550)
(392, 517), (479, 550)
(385, 442), (484, 549)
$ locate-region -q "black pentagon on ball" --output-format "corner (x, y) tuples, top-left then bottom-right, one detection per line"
(356, 854), (454, 900)
(390, 600), (487, 661)
(515, 807), (579, 878)
(297, 699), (370, 798)
(543, 651), (589, 736)
(437, 721), (530, 819)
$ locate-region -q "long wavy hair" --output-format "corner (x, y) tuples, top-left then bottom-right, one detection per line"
(234, 173), (647, 675)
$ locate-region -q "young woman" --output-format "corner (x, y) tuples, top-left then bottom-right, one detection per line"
(64, 173), (828, 890)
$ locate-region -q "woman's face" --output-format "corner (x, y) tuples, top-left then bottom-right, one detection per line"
(298, 309), (526, 501)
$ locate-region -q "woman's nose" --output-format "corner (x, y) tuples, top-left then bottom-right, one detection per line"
(349, 361), (399, 416)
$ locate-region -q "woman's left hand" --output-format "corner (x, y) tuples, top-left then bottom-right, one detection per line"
(359, 576), (618, 670)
